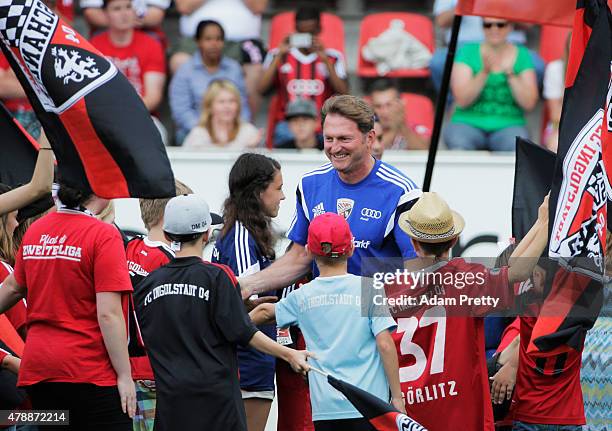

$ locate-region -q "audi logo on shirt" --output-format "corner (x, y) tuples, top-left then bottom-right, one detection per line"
(287, 79), (325, 96)
(360, 207), (382, 220)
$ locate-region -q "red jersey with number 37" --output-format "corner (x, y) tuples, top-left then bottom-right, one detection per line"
(385, 259), (513, 431)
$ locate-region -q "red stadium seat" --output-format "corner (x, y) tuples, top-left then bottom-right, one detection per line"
(363, 92), (434, 137)
(357, 12), (434, 78)
(539, 25), (571, 64)
(400, 93), (434, 134)
(268, 12), (346, 54)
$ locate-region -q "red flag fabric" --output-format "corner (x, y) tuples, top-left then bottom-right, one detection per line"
(530, 0), (611, 357)
(0, 0), (175, 199)
(457, 0), (612, 27)
(326, 375), (427, 431)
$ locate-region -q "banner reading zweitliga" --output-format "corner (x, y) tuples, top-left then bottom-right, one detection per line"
(0, 0), (175, 198)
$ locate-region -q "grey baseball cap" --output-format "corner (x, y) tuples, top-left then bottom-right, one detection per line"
(163, 194), (215, 236)
(285, 98), (318, 120)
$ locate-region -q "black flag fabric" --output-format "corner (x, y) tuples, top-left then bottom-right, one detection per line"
(512, 137), (556, 241)
(0, 0), (174, 198)
(528, 0), (611, 357)
(327, 375), (427, 431)
(0, 101), (38, 188)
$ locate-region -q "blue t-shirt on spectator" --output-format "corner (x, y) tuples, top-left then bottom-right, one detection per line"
(287, 160), (421, 277)
(169, 53), (251, 142)
(275, 273), (397, 421)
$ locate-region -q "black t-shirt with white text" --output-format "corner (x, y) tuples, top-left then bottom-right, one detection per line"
(134, 256), (257, 431)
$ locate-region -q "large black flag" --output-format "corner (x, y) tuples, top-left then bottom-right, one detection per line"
(0, 101), (38, 188)
(528, 0), (611, 357)
(512, 137), (556, 241)
(0, 0), (174, 198)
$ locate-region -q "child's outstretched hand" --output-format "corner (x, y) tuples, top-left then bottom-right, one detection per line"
(287, 350), (315, 375)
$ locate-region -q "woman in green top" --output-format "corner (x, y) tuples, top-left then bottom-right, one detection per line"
(444, 17), (538, 152)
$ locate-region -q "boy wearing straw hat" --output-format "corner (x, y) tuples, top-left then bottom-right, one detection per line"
(386, 192), (549, 431)
(250, 212), (405, 431)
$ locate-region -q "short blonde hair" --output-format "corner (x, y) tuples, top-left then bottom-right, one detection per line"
(139, 180), (193, 230)
(198, 80), (242, 144)
(321, 95), (375, 134)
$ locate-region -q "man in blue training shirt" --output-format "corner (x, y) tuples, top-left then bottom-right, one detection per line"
(249, 212), (404, 431)
(240, 95), (421, 298)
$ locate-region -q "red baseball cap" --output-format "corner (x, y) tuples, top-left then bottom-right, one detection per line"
(307, 212), (353, 257)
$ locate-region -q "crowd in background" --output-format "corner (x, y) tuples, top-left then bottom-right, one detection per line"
(0, 0), (569, 152)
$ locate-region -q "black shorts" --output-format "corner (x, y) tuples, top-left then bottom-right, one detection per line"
(314, 418), (376, 431)
(26, 382), (132, 431)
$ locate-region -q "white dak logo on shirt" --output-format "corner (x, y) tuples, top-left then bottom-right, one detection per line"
(336, 198), (354, 220)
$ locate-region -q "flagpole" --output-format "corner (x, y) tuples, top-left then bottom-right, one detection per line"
(308, 365), (329, 377)
(422, 14), (463, 192)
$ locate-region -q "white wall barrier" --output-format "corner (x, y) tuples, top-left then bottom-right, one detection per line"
(114, 149), (517, 257)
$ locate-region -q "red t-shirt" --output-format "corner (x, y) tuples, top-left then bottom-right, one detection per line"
(125, 236), (173, 380)
(0, 261), (27, 335)
(513, 316), (585, 425)
(386, 259), (512, 431)
(13, 208), (132, 387)
(90, 31), (165, 98)
(0, 53), (32, 113)
(265, 47), (347, 126)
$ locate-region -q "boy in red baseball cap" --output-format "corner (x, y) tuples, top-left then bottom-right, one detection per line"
(250, 212), (404, 431)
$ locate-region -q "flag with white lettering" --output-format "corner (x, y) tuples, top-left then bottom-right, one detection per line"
(0, 0), (175, 198)
(327, 375), (427, 431)
(530, 0), (611, 357)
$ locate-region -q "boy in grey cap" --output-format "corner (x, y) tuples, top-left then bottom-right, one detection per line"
(277, 98), (323, 150)
(134, 194), (312, 431)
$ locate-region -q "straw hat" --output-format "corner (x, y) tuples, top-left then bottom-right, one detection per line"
(399, 192), (465, 243)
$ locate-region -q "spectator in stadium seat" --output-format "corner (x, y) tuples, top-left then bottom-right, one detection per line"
(182, 80), (260, 149)
(259, 6), (348, 147)
(444, 17), (538, 151)
(0, 182), (136, 430)
(368, 80), (431, 151)
(91, 0), (166, 114)
(81, 0), (169, 45)
(431, 0), (544, 96)
(542, 33), (571, 153)
(276, 98), (323, 150)
(170, 0), (268, 117)
(372, 116), (385, 160)
(170, 20), (251, 144)
(0, 53), (41, 139)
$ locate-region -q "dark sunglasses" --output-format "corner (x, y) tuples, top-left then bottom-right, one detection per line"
(483, 21), (509, 29)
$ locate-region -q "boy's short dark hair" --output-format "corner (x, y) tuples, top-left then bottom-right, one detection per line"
(195, 20), (225, 41)
(369, 78), (398, 95)
(295, 6), (321, 24)
(164, 232), (204, 245)
(314, 254), (349, 267)
(414, 239), (455, 258)
(102, 0), (124, 9)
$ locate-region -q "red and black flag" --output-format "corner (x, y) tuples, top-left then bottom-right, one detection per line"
(0, 0), (174, 199)
(529, 0), (611, 357)
(0, 101), (38, 188)
(327, 375), (427, 431)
